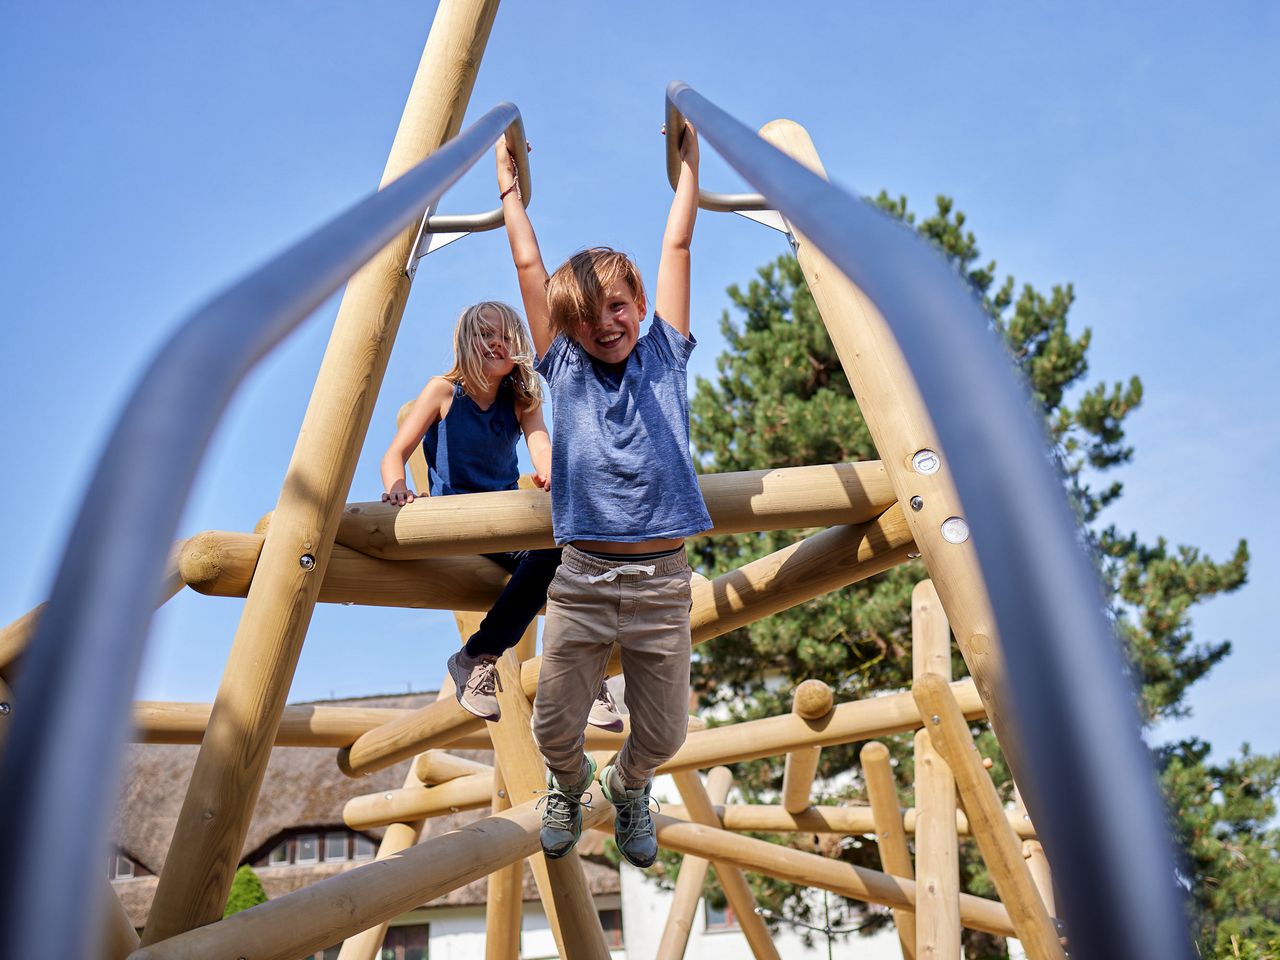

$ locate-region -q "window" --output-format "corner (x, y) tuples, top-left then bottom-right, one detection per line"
(268, 842), (289, 866)
(598, 908), (624, 948)
(108, 853), (135, 880)
(296, 834), (318, 864)
(704, 901), (739, 930)
(353, 834), (376, 860)
(325, 832), (348, 862)
(380, 925), (428, 960)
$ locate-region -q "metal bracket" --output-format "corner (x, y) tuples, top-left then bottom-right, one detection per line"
(405, 204), (470, 278)
(734, 208), (798, 251)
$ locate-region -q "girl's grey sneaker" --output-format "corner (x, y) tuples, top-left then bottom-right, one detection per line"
(599, 763), (659, 868)
(446, 650), (502, 721)
(537, 755), (597, 859)
(587, 681), (624, 732)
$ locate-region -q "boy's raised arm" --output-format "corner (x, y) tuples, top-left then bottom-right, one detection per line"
(497, 140), (553, 356)
(654, 122), (699, 339)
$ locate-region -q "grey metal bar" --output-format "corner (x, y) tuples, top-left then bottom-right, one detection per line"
(421, 120), (532, 233)
(0, 102), (526, 960)
(665, 96), (768, 212)
(665, 81), (1191, 960)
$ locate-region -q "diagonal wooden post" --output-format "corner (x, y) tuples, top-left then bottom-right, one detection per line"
(913, 675), (1065, 960)
(912, 580), (960, 960)
(667, 768), (781, 960)
(140, 0), (503, 943)
(758, 119), (1027, 789)
(862, 741), (916, 958)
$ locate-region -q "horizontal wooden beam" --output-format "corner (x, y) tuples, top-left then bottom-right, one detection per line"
(132, 702), (426, 747)
(339, 505), (914, 776)
(178, 531), (509, 609)
(344, 771), (492, 829)
(656, 679), (984, 775)
(658, 802), (1034, 839)
(132, 791), (612, 960)
(591, 814), (1016, 938)
(335, 461), (896, 558)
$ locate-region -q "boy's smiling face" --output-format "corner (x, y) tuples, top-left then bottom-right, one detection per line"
(577, 282), (644, 366)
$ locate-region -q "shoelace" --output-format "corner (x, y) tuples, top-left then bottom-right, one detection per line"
(586, 563), (656, 584)
(534, 783), (593, 831)
(595, 683), (617, 710)
(468, 659), (502, 698)
(614, 790), (660, 845)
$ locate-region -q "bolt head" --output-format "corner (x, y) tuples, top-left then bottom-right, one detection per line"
(930, 715), (941, 725)
(910, 496), (924, 511)
(0, 702), (10, 716)
(299, 553), (316, 570)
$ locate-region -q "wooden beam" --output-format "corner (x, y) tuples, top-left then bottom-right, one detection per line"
(335, 764), (429, 960)
(414, 750), (493, 784)
(335, 461), (896, 557)
(862, 741), (916, 958)
(658, 679), (984, 775)
(657, 802), (1034, 839)
(96, 879), (140, 960)
(486, 646), (610, 959)
(595, 815), (1017, 938)
(913, 675), (1065, 960)
(655, 772), (729, 960)
(912, 581), (960, 960)
(781, 680), (832, 814)
(132, 791), (611, 960)
(759, 119), (1025, 791)
(178, 531), (509, 610)
(343, 771), (493, 829)
(669, 768), (781, 960)
(339, 506), (913, 776)
(132, 701), (429, 746)
(140, 2), (503, 943)
(485, 763), (523, 960)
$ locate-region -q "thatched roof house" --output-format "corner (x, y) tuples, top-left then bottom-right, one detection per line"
(111, 691), (619, 930)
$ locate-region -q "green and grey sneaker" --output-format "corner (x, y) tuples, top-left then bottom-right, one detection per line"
(600, 763), (659, 868)
(537, 755), (597, 859)
(446, 649), (501, 721)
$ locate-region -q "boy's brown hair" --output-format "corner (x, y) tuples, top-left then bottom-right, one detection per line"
(545, 247), (646, 342)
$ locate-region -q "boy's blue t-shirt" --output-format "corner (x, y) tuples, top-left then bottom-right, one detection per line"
(535, 315), (712, 544)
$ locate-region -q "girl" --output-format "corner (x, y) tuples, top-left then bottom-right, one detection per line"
(380, 301), (622, 728)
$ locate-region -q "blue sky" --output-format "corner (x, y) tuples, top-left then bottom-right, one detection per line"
(2, 1), (1276, 760)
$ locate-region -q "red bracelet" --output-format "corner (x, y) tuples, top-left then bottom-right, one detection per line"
(500, 180), (519, 200)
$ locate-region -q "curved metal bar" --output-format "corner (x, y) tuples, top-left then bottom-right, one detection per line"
(423, 118), (532, 232)
(665, 95), (768, 212)
(666, 81), (1191, 960)
(0, 103), (526, 960)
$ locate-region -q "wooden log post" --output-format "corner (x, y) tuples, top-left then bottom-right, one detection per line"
(862, 741), (916, 958)
(131, 791), (611, 960)
(486, 763), (523, 960)
(140, 1), (503, 943)
(414, 750), (493, 784)
(912, 580), (960, 960)
(335, 764), (429, 960)
(913, 675), (1065, 960)
(781, 680), (833, 814)
(339, 505), (914, 776)
(598, 814), (1018, 938)
(1014, 788), (1055, 919)
(759, 119), (1025, 788)
(336, 461), (896, 557)
(655, 771), (730, 960)
(343, 771), (493, 829)
(97, 878), (141, 960)
(485, 647), (610, 959)
(666, 768), (781, 960)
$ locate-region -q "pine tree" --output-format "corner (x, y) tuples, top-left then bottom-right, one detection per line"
(682, 193), (1263, 955)
(223, 864), (268, 918)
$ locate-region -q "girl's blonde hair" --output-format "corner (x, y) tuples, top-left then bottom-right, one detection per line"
(545, 247), (646, 342)
(443, 301), (542, 412)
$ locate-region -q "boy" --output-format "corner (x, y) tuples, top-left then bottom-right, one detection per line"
(497, 123), (709, 868)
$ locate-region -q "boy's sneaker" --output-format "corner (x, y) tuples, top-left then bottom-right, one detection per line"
(538, 755), (597, 859)
(587, 680), (624, 732)
(599, 763), (659, 868)
(446, 649), (502, 721)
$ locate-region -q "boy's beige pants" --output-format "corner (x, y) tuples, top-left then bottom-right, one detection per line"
(532, 545), (693, 787)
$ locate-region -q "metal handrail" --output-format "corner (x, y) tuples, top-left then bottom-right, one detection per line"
(423, 126), (531, 232)
(665, 96), (768, 212)
(666, 81), (1191, 960)
(0, 102), (529, 960)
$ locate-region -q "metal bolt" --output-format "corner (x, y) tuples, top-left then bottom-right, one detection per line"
(0, 701), (10, 716)
(910, 496), (924, 511)
(299, 553), (316, 570)
(497, 789), (507, 799)
(384, 793), (394, 800)
(911, 449), (940, 476)
(930, 715), (941, 725)
(907, 551), (921, 559)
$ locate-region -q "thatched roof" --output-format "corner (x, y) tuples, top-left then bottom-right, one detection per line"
(111, 691), (619, 927)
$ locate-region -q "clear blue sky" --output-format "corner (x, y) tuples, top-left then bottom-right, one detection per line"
(2, 2), (1275, 759)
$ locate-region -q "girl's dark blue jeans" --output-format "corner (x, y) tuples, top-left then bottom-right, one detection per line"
(463, 548), (562, 658)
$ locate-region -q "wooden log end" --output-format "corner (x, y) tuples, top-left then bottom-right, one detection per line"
(793, 679), (834, 720)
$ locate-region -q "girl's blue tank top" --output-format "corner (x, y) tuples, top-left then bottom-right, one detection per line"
(423, 379), (521, 497)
